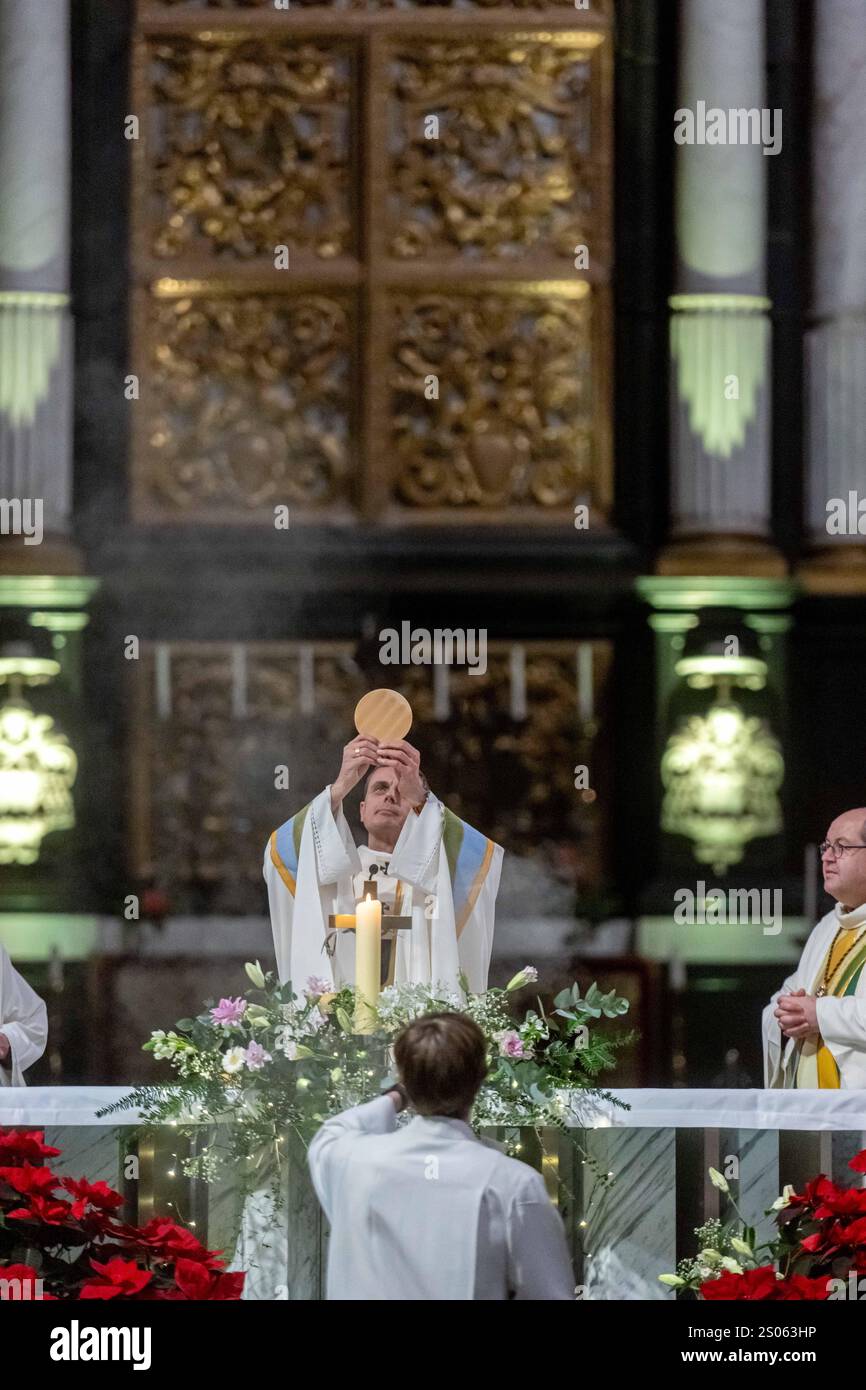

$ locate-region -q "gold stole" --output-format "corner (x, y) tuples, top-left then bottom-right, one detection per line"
(797, 926), (866, 1088)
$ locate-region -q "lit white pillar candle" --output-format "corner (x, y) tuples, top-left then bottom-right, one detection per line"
(353, 893), (381, 1034)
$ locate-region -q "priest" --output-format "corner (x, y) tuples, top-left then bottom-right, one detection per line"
(0, 943), (48, 1087)
(763, 807), (866, 1088)
(264, 736), (503, 998)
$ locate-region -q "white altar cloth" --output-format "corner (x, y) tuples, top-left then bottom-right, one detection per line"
(0, 1087), (143, 1126)
(565, 1087), (866, 1132)
(2, 1086), (866, 1132)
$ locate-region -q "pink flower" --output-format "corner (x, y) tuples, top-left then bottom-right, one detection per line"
(210, 997), (247, 1027)
(305, 976), (332, 998)
(497, 1030), (531, 1060)
(243, 1041), (272, 1071)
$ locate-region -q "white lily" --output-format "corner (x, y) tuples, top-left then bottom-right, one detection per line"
(245, 960), (266, 989)
(708, 1167), (730, 1194)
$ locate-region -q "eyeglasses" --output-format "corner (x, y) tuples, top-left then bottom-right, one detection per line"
(819, 840), (866, 859)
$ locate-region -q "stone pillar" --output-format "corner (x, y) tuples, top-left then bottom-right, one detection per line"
(800, 0), (866, 592)
(0, 0), (77, 572)
(660, 0), (783, 576)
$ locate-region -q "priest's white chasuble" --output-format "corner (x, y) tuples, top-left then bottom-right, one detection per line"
(264, 786), (503, 998)
(0, 944), (48, 1087)
(762, 901), (866, 1090)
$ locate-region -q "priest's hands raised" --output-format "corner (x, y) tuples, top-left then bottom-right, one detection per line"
(331, 736), (381, 811)
(375, 740), (427, 808)
(774, 989), (821, 1041)
(331, 736), (427, 814)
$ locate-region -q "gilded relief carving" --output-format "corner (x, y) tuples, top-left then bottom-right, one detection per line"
(144, 292), (353, 513)
(388, 39), (599, 261)
(390, 289), (595, 508)
(132, 7), (612, 522)
(146, 36), (353, 262)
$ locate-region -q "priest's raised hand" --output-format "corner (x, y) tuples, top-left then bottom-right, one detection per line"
(374, 738), (427, 809)
(330, 736), (381, 814)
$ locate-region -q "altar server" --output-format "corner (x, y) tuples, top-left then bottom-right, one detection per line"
(0, 943), (48, 1087)
(264, 737), (503, 997)
(308, 1011), (575, 1301)
(763, 808), (866, 1088)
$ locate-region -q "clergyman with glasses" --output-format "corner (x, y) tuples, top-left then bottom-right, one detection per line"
(763, 809), (866, 1088)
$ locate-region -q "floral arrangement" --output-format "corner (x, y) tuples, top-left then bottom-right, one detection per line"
(0, 1128), (243, 1301)
(660, 1149), (866, 1300)
(100, 964), (633, 1197)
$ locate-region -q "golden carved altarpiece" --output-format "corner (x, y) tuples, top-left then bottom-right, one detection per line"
(131, 0), (613, 523)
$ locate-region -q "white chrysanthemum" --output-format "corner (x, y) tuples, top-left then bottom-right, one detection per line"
(222, 1046), (246, 1074)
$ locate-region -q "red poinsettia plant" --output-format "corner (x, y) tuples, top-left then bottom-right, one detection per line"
(661, 1147), (866, 1300)
(0, 1128), (243, 1301)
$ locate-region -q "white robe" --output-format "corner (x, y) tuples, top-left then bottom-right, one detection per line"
(308, 1095), (575, 1300)
(0, 945), (48, 1087)
(263, 787), (503, 998)
(762, 902), (866, 1089)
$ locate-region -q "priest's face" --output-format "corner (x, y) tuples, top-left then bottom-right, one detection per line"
(360, 766), (412, 850)
(821, 810), (866, 910)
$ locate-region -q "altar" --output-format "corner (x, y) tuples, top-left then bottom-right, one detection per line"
(5, 1086), (865, 1301)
